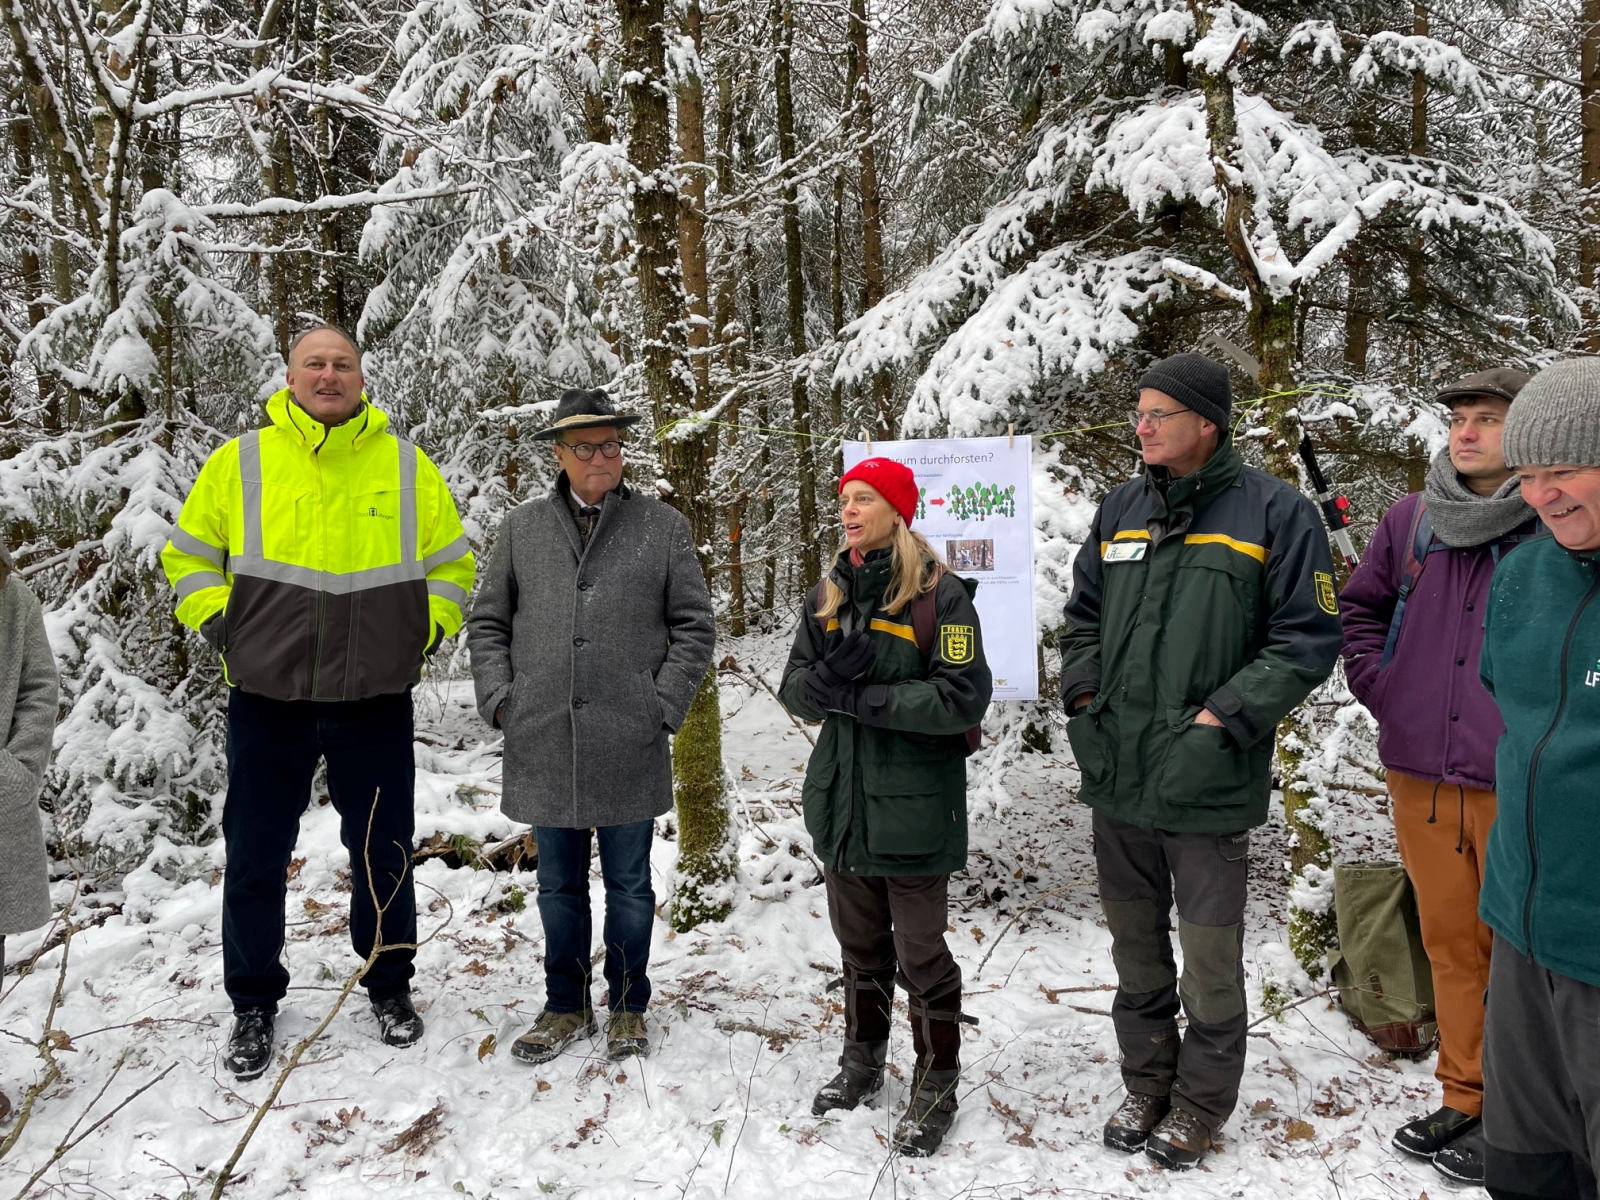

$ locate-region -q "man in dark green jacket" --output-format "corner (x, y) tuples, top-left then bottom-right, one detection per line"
(1060, 352), (1342, 1170)
(1478, 357), (1600, 1200)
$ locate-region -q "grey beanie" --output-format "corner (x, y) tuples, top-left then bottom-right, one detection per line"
(1501, 357), (1600, 469)
(1137, 352), (1232, 429)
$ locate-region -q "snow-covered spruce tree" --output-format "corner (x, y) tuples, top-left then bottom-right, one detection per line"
(836, 0), (1571, 979)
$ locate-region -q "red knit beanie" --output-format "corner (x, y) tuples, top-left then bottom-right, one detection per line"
(839, 457), (918, 527)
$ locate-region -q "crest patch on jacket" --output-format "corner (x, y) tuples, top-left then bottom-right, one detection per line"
(940, 624), (975, 663)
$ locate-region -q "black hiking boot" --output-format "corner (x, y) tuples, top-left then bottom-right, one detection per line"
(1104, 1091), (1171, 1153)
(813, 1039), (888, 1116)
(1433, 1126), (1485, 1185)
(371, 993), (425, 1047)
(1145, 1106), (1214, 1170)
(1392, 1105), (1479, 1160)
(224, 1009), (275, 1081)
(894, 1067), (959, 1157)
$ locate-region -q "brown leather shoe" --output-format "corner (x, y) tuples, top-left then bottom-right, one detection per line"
(1103, 1091), (1170, 1152)
(1145, 1106), (1213, 1170)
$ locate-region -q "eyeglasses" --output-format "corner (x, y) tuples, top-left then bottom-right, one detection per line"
(558, 440), (624, 460)
(1129, 407), (1191, 431)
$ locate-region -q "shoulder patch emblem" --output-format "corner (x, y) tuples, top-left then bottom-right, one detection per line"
(940, 624), (975, 664)
(1314, 571), (1338, 615)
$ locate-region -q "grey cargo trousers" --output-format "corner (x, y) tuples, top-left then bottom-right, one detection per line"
(1483, 933), (1600, 1200)
(1093, 809), (1250, 1132)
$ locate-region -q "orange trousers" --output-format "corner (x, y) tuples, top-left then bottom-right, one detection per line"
(1389, 769), (1497, 1117)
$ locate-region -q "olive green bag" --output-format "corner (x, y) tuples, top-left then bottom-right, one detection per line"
(1326, 861), (1438, 1056)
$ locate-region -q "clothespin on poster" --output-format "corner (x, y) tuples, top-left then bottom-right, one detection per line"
(864, 427), (872, 454)
(1007, 422), (1014, 449)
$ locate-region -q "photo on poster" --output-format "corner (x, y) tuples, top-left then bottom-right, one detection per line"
(946, 539), (996, 572)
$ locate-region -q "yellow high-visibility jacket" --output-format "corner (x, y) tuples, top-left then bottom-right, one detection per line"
(161, 389), (476, 702)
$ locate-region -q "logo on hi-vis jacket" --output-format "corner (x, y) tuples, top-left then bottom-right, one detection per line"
(940, 625), (975, 664)
(1314, 572), (1337, 615)
(1587, 657), (1600, 688)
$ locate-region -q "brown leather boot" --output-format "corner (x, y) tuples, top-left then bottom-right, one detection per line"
(1145, 1106), (1214, 1170)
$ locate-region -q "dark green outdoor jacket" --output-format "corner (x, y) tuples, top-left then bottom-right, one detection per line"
(779, 550), (993, 876)
(1479, 537), (1600, 987)
(1059, 439), (1342, 832)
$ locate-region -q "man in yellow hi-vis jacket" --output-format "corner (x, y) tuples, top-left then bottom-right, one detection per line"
(162, 326), (474, 1079)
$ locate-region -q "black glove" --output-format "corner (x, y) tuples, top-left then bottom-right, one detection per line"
(424, 625), (443, 660)
(816, 629), (876, 686)
(802, 668), (861, 717)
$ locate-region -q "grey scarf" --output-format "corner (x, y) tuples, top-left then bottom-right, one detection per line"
(1422, 450), (1534, 548)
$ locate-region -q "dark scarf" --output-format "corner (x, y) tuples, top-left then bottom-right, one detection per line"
(1422, 449), (1534, 548)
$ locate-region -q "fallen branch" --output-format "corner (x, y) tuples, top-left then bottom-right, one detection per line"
(973, 881), (1094, 979)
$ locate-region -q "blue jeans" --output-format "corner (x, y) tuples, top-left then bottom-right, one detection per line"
(533, 821), (656, 1014)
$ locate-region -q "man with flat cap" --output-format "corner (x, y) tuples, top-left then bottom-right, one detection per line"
(466, 388), (715, 1062)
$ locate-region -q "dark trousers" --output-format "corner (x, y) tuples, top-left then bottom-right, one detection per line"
(824, 870), (962, 1006)
(1484, 934), (1600, 1200)
(222, 689), (417, 1012)
(533, 821), (656, 1014)
(1093, 809), (1249, 1132)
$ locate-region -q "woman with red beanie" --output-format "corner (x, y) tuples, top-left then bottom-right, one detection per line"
(779, 457), (993, 1157)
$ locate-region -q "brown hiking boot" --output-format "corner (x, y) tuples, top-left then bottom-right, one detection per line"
(1145, 1106), (1214, 1170)
(1103, 1091), (1170, 1152)
(510, 1009), (595, 1065)
(605, 1011), (649, 1060)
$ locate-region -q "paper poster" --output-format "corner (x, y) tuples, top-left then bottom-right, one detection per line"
(843, 436), (1038, 701)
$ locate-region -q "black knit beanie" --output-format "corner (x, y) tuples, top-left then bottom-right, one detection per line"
(1137, 352), (1232, 429)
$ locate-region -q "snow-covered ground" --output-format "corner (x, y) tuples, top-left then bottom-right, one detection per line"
(2, 633), (1441, 1199)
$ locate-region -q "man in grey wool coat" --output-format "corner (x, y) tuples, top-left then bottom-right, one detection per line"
(467, 388), (715, 1063)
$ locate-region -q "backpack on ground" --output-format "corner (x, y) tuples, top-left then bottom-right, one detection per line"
(813, 576), (983, 756)
(1326, 861), (1438, 1056)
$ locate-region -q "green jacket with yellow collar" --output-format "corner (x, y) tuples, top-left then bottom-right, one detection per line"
(1059, 438), (1342, 832)
(780, 550), (993, 876)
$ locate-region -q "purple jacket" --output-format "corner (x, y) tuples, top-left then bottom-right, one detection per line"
(1339, 492), (1538, 792)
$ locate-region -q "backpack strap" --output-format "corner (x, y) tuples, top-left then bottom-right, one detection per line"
(1379, 497), (1439, 668)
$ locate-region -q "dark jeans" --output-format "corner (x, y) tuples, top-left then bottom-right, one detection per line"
(533, 821), (656, 1014)
(823, 869), (962, 1004)
(1093, 809), (1250, 1132)
(222, 688), (418, 1012)
(1484, 934), (1600, 1200)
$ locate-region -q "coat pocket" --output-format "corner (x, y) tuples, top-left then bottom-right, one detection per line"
(1160, 708), (1253, 807)
(637, 670), (665, 735)
(1066, 700), (1113, 787)
(860, 756), (958, 858)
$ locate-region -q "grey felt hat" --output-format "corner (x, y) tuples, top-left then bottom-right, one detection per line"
(1501, 358), (1600, 469)
(530, 388), (642, 441)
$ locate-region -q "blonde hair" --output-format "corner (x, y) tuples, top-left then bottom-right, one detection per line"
(815, 523), (944, 621)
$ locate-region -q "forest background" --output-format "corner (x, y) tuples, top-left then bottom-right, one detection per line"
(0, 0), (1595, 982)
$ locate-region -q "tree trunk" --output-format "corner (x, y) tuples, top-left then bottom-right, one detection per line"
(1191, 0), (1332, 978)
(848, 0), (892, 438)
(772, 0), (820, 586)
(676, 0), (711, 400)
(1582, 0), (1600, 351)
(1407, 1), (1429, 380)
(616, 0), (732, 930)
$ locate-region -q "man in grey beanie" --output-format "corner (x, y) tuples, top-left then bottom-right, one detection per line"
(1337, 367), (1542, 1185)
(1059, 351), (1342, 1169)
(1475, 357), (1600, 1200)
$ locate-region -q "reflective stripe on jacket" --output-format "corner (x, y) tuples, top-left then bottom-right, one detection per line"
(1058, 439), (1342, 832)
(161, 389), (475, 701)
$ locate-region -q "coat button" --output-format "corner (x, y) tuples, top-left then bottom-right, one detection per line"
(573, 697), (585, 709)
(1466, 603), (1475, 612)
(1450, 714), (1459, 722)
(1457, 657), (1466, 666)
(573, 636), (586, 647)
(578, 581), (591, 591)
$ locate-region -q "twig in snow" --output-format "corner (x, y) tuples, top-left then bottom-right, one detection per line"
(973, 881), (1094, 978)
(720, 663), (815, 746)
(721, 1000), (770, 1194)
(1247, 987), (1332, 1030)
(208, 791), (454, 1200)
